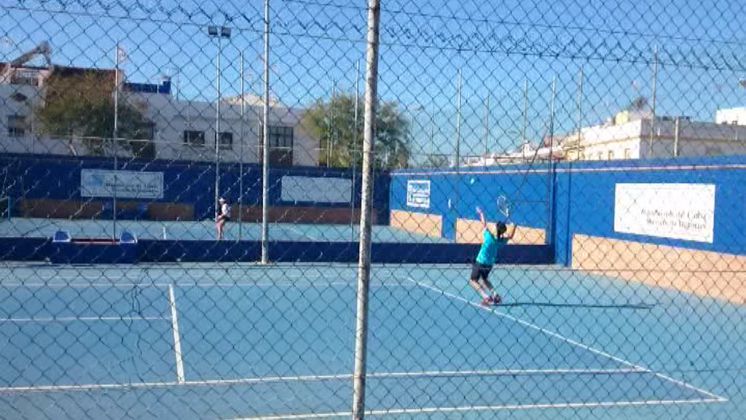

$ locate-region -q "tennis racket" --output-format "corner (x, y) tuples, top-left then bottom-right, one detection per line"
(496, 195), (511, 220)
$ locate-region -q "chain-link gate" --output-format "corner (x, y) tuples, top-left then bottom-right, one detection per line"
(1, 0), (744, 418)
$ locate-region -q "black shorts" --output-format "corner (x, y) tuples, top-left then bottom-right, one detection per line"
(470, 263), (492, 281)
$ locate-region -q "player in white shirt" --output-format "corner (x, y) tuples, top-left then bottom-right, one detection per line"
(215, 197), (231, 240)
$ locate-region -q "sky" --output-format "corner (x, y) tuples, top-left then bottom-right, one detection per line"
(1, 0), (744, 157)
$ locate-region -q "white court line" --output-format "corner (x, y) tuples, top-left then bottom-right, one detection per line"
(10, 272), (329, 281)
(0, 282), (412, 289)
(168, 284), (186, 384)
(0, 316), (167, 323)
(231, 397), (726, 420)
(0, 368), (644, 393)
(407, 277), (728, 403)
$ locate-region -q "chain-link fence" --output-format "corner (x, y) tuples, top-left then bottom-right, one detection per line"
(1, 0), (744, 418)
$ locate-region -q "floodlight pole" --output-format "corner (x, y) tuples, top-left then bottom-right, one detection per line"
(261, 1), (271, 263)
(208, 25), (231, 217)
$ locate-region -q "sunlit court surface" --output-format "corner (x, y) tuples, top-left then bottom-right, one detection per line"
(0, 262), (741, 419)
(2, 0), (746, 417)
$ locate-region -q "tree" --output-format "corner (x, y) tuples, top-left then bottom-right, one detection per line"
(423, 153), (450, 168)
(301, 93), (411, 169)
(35, 71), (155, 159)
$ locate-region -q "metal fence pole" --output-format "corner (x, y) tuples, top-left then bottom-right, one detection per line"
(215, 33), (222, 215)
(576, 66), (584, 158)
(649, 46), (659, 158)
(112, 42), (119, 241)
(352, 0), (380, 417)
(546, 77), (557, 245)
(455, 68), (462, 168)
(261, 0), (271, 264)
(238, 52), (245, 241)
(351, 59), (360, 241)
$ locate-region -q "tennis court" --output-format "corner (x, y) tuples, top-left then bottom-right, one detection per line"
(0, 262), (740, 419)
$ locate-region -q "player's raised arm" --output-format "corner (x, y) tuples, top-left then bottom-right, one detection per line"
(505, 223), (517, 240)
(476, 207), (488, 231)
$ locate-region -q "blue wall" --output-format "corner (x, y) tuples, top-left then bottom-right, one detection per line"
(552, 156), (746, 265)
(0, 153), (390, 224)
(390, 155), (746, 263)
(390, 164), (554, 240)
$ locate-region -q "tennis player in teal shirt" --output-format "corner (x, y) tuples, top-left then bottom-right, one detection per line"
(470, 207), (515, 306)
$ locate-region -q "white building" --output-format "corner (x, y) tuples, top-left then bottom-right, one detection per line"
(561, 111), (746, 161)
(716, 107), (746, 126)
(123, 86), (319, 166)
(0, 56), (319, 166)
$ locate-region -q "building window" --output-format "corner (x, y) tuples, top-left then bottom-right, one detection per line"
(260, 125), (294, 166)
(624, 148), (631, 159)
(10, 70), (40, 86)
(183, 130), (205, 146)
(608, 150), (614, 160)
(579, 152), (585, 160)
(269, 126), (294, 149)
(7, 115), (26, 137)
(218, 132), (233, 150)
(597, 152), (603, 160)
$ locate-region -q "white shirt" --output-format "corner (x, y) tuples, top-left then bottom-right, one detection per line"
(221, 203), (231, 218)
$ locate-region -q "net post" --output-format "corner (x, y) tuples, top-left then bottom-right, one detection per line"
(352, 0), (380, 417)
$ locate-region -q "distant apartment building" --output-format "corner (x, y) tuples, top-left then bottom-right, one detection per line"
(561, 109), (746, 161)
(462, 106), (746, 167)
(0, 45), (319, 166)
(122, 86), (319, 166)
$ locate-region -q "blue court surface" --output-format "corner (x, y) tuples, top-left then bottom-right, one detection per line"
(0, 218), (449, 243)
(0, 263), (742, 419)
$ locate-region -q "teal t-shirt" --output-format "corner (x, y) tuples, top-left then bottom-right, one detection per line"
(475, 230), (507, 266)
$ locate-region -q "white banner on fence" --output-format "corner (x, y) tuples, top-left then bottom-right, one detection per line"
(406, 180), (431, 209)
(80, 169), (164, 199)
(614, 183), (715, 243)
(281, 176), (351, 203)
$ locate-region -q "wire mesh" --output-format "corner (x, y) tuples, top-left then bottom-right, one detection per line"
(1, 0), (745, 418)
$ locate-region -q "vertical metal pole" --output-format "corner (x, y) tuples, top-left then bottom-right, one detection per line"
(238, 52), (245, 240)
(546, 77), (557, 245)
(215, 36), (222, 216)
(483, 93), (489, 159)
(522, 79), (528, 159)
(649, 46), (658, 158)
(576, 66), (584, 159)
(330, 80), (336, 167)
(112, 42), (119, 241)
(352, 0), (380, 417)
(549, 78), (557, 159)
(430, 104), (435, 165)
(673, 116), (680, 157)
(351, 60), (360, 241)
(261, 0), (271, 264)
(455, 69), (462, 168)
